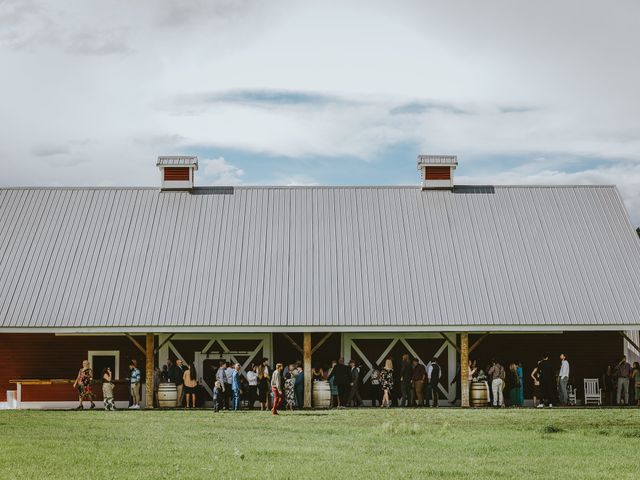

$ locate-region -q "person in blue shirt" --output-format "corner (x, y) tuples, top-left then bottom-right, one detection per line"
(231, 363), (242, 411)
(128, 360), (141, 409)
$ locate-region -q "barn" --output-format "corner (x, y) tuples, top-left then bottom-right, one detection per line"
(1, 155), (640, 408)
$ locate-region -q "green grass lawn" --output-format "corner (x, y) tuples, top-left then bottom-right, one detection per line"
(1, 408), (639, 479)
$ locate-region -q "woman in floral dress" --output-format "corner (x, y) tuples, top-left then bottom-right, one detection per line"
(284, 372), (296, 411)
(73, 360), (95, 410)
(380, 359), (394, 408)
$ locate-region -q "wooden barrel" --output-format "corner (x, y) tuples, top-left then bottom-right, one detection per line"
(470, 381), (489, 407)
(312, 381), (331, 408)
(158, 383), (177, 408)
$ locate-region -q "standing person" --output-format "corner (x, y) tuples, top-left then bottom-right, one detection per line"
(128, 360), (141, 409)
(537, 354), (555, 408)
(602, 364), (615, 406)
(487, 359), (505, 408)
(257, 364), (269, 411)
(161, 364), (170, 383)
(261, 358), (272, 408)
(380, 359), (394, 408)
(516, 361), (524, 407)
(294, 364), (305, 409)
(411, 358), (426, 407)
(73, 360), (96, 410)
(370, 364), (382, 407)
(558, 354), (570, 406)
(400, 354), (413, 407)
(216, 361), (228, 410)
(347, 360), (363, 407)
(506, 362), (520, 407)
(615, 356), (631, 405)
(271, 363), (284, 416)
(632, 362), (640, 407)
(170, 359), (186, 408)
(102, 367), (115, 411)
(328, 358), (350, 409)
(285, 371), (296, 411)
(231, 363), (242, 411)
(183, 364), (198, 408)
(428, 358), (441, 408)
(225, 362), (235, 409)
(153, 366), (161, 408)
(327, 360), (340, 408)
(530, 361), (541, 407)
(246, 364), (258, 410)
(212, 380), (224, 412)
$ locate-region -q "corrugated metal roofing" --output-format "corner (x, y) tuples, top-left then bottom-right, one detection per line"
(156, 156), (198, 167)
(1, 185), (639, 331)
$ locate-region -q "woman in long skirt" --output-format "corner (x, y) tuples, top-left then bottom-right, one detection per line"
(284, 372), (296, 411)
(102, 367), (115, 411)
(73, 360), (96, 410)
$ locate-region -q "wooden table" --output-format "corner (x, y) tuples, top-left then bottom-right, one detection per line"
(8, 379), (129, 409)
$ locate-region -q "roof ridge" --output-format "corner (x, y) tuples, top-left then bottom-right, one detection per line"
(0, 184), (618, 191)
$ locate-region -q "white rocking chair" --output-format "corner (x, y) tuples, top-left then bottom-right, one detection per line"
(583, 378), (602, 406)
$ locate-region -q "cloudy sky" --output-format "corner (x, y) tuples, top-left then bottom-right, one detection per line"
(1, 0), (639, 224)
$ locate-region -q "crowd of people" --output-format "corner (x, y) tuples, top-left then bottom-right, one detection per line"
(71, 353), (640, 411)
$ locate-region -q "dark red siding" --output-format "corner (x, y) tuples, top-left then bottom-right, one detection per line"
(0, 334), (148, 402)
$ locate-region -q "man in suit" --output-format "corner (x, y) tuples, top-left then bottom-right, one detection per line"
(427, 358), (441, 407)
(231, 363), (242, 411)
(169, 359), (186, 407)
(328, 357), (350, 408)
(537, 354), (556, 408)
(346, 359), (363, 407)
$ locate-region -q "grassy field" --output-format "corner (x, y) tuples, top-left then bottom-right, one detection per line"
(1, 408), (639, 479)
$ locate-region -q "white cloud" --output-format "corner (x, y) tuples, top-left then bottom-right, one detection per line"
(200, 157), (244, 185)
(0, 0), (638, 222)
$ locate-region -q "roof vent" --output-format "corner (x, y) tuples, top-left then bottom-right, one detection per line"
(157, 156), (198, 190)
(417, 155), (457, 190)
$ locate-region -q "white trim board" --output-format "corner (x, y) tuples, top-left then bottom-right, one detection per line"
(4, 325), (640, 334)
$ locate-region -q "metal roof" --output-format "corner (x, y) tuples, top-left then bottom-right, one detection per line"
(417, 155), (458, 166)
(156, 156), (198, 168)
(1, 185), (639, 332)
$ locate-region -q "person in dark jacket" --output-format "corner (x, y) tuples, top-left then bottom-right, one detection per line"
(294, 364), (304, 409)
(400, 354), (413, 407)
(537, 354), (556, 408)
(428, 358), (441, 407)
(346, 359), (363, 407)
(169, 359), (186, 407)
(328, 358), (350, 408)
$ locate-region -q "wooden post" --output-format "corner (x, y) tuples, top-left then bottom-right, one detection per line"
(304, 332), (312, 409)
(460, 332), (469, 408)
(145, 333), (154, 409)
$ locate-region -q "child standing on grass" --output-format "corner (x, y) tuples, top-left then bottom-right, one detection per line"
(213, 380), (224, 412)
